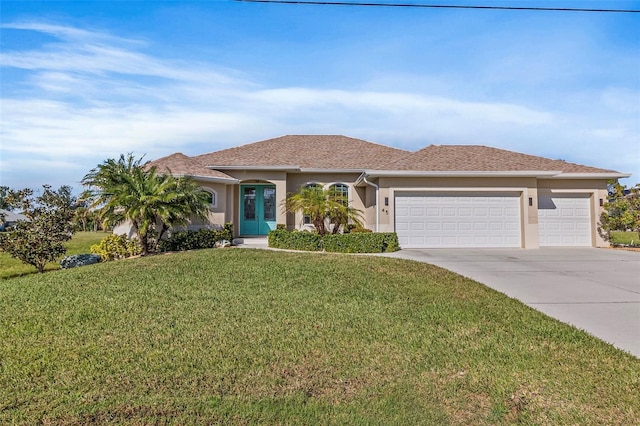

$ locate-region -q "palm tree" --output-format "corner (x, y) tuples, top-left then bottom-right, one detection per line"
(283, 186), (363, 236)
(326, 186), (363, 234)
(82, 154), (210, 255)
(155, 173), (211, 242)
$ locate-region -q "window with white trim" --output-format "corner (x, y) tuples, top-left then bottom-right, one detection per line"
(328, 183), (349, 206)
(303, 183), (321, 225)
(203, 188), (217, 208)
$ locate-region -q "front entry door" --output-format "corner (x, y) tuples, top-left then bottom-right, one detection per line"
(240, 184), (276, 236)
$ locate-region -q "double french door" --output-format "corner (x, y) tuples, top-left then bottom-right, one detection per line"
(240, 184), (276, 235)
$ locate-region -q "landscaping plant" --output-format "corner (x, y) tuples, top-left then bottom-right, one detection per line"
(599, 181), (640, 243)
(283, 185), (363, 235)
(0, 185), (75, 273)
(82, 154), (211, 255)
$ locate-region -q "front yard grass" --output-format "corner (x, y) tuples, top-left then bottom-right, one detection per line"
(1, 249), (638, 424)
(0, 231), (108, 279)
(609, 230), (640, 246)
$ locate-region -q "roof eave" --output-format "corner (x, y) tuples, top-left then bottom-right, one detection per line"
(206, 165), (301, 172)
(172, 174), (240, 184)
(538, 172), (631, 179)
(298, 168), (365, 174)
(363, 170), (562, 178)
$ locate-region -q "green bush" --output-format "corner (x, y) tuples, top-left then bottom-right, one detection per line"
(268, 229), (398, 253)
(267, 229), (323, 251)
(346, 224), (373, 233)
(90, 234), (141, 261)
(158, 224), (234, 252)
(324, 232), (399, 253)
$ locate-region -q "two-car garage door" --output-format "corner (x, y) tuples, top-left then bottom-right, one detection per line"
(395, 192), (522, 248)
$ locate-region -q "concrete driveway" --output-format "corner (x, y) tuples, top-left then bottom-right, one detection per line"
(384, 247), (640, 357)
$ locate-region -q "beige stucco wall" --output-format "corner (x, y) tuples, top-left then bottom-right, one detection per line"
(187, 172), (610, 247)
(191, 181), (231, 229)
(284, 172), (365, 230)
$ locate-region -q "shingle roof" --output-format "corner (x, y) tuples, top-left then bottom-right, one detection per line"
(149, 138), (620, 178)
(146, 153), (235, 180)
(194, 135), (410, 170)
(0, 210), (28, 222)
(386, 145), (616, 173)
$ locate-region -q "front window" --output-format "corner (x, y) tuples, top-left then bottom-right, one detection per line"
(329, 183), (349, 206)
(204, 189), (217, 208)
(303, 183), (321, 225)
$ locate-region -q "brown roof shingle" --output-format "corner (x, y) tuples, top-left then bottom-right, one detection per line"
(150, 138), (620, 177)
(194, 135), (410, 170)
(386, 145), (616, 173)
(146, 153), (235, 180)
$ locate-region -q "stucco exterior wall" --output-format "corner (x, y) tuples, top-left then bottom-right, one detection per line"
(112, 169), (613, 248)
(284, 172), (363, 230)
(187, 181), (231, 229)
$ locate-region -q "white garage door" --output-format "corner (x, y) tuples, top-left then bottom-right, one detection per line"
(538, 194), (591, 246)
(395, 192), (522, 248)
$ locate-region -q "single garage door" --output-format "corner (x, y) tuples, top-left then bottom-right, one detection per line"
(538, 194), (591, 246)
(395, 191), (522, 248)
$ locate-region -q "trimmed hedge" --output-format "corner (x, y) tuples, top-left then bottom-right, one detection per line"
(267, 230), (323, 251)
(267, 229), (399, 253)
(324, 232), (399, 253)
(158, 224), (233, 252)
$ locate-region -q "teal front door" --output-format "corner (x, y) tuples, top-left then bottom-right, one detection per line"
(240, 184), (276, 236)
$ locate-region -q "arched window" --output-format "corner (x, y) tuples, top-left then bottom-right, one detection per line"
(328, 183), (349, 206)
(203, 188), (217, 208)
(303, 183), (321, 225)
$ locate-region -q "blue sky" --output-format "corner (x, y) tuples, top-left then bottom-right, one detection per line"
(1, 0), (638, 191)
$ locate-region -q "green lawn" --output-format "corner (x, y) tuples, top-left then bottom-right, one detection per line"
(0, 231), (108, 279)
(1, 249), (638, 424)
(610, 230), (640, 246)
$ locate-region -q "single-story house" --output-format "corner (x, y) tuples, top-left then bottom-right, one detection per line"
(0, 210), (29, 231)
(124, 135), (629, 249)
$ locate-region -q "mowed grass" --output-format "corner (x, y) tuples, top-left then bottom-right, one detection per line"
(0, 231), (108, 279)
(1, 249), (638, 425)
(610, 230), (640, 246)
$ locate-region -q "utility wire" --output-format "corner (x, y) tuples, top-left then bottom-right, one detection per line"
(233, 0), (640, 13)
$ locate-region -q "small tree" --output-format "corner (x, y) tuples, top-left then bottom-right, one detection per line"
(0, 185), (75, 273)
(283, 186), (363, 236)
(82, 154), (211, 255)
(599, 181), (640, 240)
(0, 186), (9, 225)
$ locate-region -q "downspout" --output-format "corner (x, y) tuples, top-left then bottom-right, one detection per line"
(360, 173), (379, 232)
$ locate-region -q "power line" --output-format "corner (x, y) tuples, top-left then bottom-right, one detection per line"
(233, 0), (640, 13)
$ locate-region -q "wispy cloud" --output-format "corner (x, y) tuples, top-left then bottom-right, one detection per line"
(1, 21), (637, 189)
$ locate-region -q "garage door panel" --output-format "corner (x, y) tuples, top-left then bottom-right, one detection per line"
(410, 222), (425, 231)
(459, 222), (472, 231)
(442, 222), (456, 231)
(442, 208), (456, 217)
(538, 194), (591, 247)
(396, 206), (408, 217)
(396, 192), (522, 248)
